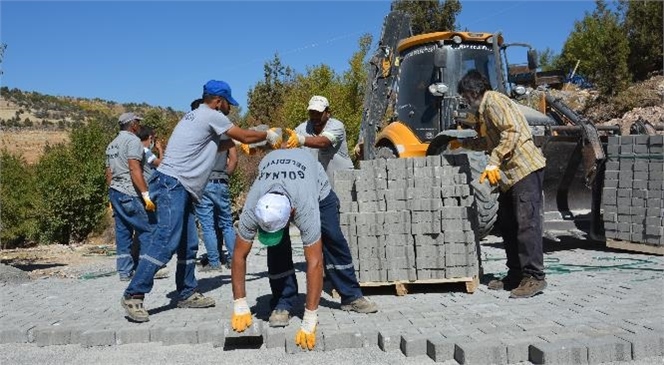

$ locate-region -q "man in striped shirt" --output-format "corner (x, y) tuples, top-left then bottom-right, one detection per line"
(453, 70), (547, 299)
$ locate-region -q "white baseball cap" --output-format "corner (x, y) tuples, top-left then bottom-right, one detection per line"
(307, 95), (329, 112)
(254, 193), (292, 246)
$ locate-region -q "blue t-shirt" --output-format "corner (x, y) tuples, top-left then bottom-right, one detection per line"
(157, 104), (234, 200)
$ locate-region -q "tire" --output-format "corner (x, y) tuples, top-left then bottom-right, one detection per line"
(442, 149), (499, 239)
(375, 146), (397, 159)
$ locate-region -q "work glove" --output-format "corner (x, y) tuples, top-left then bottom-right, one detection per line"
(295, 308), (318, 350)
(285, 128), (306, 149)
(231, 297), (253, 332)
(233, 139), (254, 155)
(266, 128), (283, 150)
(353, 143), (362, 159)
(479, 165), (500, 186)
(447, 139), (462, 150)
(141, 192), (156, 212)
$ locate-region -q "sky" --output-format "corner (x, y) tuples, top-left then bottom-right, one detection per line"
(1, 1), (597, 113)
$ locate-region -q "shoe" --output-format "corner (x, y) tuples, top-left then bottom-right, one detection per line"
(121, 295), (149, 322)
(487, 274), (521, 291)
(340, 297), (378, 313)
(119, 275), (132, 282)
(154, 267), (170, 279)
(177, 292), (216, 308)
(510, 276), (547, 299)
(225, 262), (232, 270)
(269, 309), (290, 327)
(200, 264), (223, 273)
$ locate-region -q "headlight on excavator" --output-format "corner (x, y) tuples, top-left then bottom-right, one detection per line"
(428, 83), (449, 97)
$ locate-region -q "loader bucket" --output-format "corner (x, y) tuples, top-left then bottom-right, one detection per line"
(539, 136), (594, 218)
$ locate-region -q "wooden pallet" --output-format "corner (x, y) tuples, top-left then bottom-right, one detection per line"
(357, 275), (479, 296)
(606, 238), (664, 256)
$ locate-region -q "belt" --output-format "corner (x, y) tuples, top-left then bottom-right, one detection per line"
(210, 178), (229, 184)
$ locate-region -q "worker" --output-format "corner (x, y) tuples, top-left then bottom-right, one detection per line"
(230, 148), (376, 350)
(451, 70), (547, 299)
(121, 80), (283, 323)
(285, 95), (353, 183)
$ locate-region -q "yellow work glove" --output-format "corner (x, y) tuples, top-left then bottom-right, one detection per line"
(448, 139), (462, 150)
(232, 140), (253, 155)
(231, 297), (253, 332)
(479, 165), (500, 186)
(295, 308), (318, 350)
(285, 128), (306, 149)
(265, 128), (283, 150)
(141, 192), (156, 212)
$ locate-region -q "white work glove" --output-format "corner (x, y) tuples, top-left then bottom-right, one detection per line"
(141, 191), (155, 212)
(231, 297), (253, 332)
(295, 308), (318, 350)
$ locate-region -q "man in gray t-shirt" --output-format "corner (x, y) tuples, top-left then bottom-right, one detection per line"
(285, 95), (354, 184)
(230, 149), (377, 350)
(122, 80), (285, 323)
(105, 112), (155, 281)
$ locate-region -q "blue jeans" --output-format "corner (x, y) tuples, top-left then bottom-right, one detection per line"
(125, 171), (199, 301)
(109, 189), (153, 278)
(193, 180), (236, 267)
(267, 191), (362, 311)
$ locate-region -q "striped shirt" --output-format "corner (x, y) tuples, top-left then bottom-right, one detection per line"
(462, 91), (546, 191)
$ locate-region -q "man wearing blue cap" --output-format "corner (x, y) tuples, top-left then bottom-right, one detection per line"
(121, 80), (283, 322)
(230, 148), (377, 351)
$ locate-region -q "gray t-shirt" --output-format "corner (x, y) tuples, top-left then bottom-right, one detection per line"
(208, 150), (229, 181)
(157, 104), (233, 201)
(238, 149), (331, 246)
(106, 130), (144, 197)
(295, 117), (354, 184)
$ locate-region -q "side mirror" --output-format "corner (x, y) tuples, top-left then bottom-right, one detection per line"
(434, 48), (447, 68)
(527, 49), (538, 71)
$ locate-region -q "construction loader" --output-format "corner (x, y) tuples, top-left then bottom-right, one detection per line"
(358, 11), (659, 241)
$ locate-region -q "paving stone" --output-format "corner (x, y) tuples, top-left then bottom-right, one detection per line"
(263, 326), (286, 349)
(33, 325), (71, 346)
(80, 329), (116, 347)
(323, 329), (363, 350)
(614, 332), (664, 360)
(530, 339), (589, 364)
(161, 326), (198, 345)
(378, 330), (402, 352)
(583, 336), (632, 364)
(455, 340), (508, 365)
(116, 326), (150, 344)
(399, 333), (428, 357)
(502, 337), (545, 364)
(0, 327), (27, 344)
(196, 323), (224, 345)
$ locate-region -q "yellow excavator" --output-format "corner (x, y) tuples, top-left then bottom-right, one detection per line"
(358, 11), (656, 240)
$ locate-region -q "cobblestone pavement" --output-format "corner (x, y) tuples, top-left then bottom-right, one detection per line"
(1, 229), (663, 364)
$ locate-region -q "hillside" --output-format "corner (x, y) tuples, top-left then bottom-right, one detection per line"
(0, 87), (183, 163)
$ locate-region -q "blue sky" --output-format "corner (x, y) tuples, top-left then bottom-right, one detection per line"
(1, 1), (596, 113)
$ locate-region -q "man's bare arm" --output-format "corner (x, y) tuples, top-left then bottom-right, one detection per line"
(226, 126), (268, 144)
(232, 235), (253, 300)
(303, 239), (324, 311)
(226, 146), (238, 175)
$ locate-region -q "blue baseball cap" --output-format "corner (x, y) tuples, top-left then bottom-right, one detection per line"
(203, 80), (239, 106)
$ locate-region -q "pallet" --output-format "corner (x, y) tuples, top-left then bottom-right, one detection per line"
(606, 239), (664, 256)
(358, 275), (479, 296)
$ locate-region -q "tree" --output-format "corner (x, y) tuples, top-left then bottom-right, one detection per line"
(619, 0), (663, 81)
(557, 0), (630, 96)
(246, 54), (295, 126)
(390, 0), (461, 35)
(536, 48), (560, 72)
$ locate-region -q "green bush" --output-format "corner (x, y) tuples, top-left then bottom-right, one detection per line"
(0, 150), (39, 248)
(35, 120), (114, 244)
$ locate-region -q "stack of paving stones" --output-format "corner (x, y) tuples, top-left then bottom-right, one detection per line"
(602, 135), (664, 247)
(333, 155), (480, 283)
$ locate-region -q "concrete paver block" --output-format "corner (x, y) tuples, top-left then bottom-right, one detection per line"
(80, 329), (116, 347)
(455, 341), (508, 365)
(583, 336), (632, 364)
(323, 329), (363, 350)
(378, 330), (402, 352)
(264, 326), (286, 349)
(614, 332), (664, 360)
(116, 326), (150, 344)
(399, 333), (428, 357)
(0, 327), (27, 344)
(33, 325), (71, 347)
(529, 340), (588, 364)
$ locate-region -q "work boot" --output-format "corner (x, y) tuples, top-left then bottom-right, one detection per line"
(154, 267), (170, 279)
(200, 264), (223, 274)
(340, 297), (378, 313)
(177, 292), (216, 308)
(510, 276), (547, 299)
(121, 295), (149, 322)
(487, 274), (522, 291)
(268, 309), (290, 327)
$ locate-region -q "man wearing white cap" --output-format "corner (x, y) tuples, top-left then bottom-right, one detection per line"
(230, 148), (376, 351)
(121, 80), (283, 323)
(286, 95), (354, 184)
(106, 112), (155, 281)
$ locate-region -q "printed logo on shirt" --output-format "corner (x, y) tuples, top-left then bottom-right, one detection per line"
(258, 158), (308, 181)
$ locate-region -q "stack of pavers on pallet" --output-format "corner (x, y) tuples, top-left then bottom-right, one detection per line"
(602, 135), (664, 248)
(333, 155), (481, 283)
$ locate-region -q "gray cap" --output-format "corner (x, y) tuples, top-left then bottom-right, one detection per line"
(118, 112), (143, 125)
